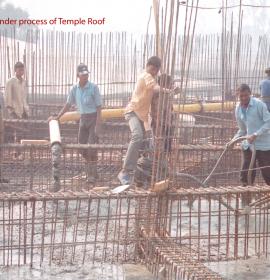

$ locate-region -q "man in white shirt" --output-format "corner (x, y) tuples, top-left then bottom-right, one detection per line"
(5, 61), (29, 120)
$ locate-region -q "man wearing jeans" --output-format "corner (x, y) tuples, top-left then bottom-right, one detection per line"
(118, 56), (164, 185)
(233, 83), (270, 186)
(51, 63), (102, 183)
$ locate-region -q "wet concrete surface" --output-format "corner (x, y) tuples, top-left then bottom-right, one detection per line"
(123, 264), (155, 280)
(1, 260), (270, 280)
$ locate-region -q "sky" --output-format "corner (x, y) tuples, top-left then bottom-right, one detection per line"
(3, 0), (270, 35)
(6, 0), (153, 33)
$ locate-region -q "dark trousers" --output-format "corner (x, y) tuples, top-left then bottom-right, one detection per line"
(10, 111), (28, 143)
(241, 148), (270, 185)
(78, 113), (98, 161)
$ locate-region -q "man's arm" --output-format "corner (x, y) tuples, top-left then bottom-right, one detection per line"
(4, 80), (15, 115)
(255, 102), (270, 136)
(153, 85), (173, 94)
(55, 102), (71, 121)
(246, 102), (270, 144)
(233, 107), (247, 139)
(23, 83), (30, 116)
(49, 87), (75, 121)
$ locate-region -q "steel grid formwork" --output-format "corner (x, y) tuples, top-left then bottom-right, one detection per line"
(0, 143), (125, 192)
(3, 116), (237, 145)
(0, 190), (146, 267)
(1, 2), (270, 279)
(1, 30), (270, 108)
(0, 142), (266, 193)
(0, 187), (270, 279)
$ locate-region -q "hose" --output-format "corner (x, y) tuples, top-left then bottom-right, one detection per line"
(247, 144), (256, 185)
(174, 172), (206, 187)
(203, 136), (255, 186)
(175, 136), (255, 212)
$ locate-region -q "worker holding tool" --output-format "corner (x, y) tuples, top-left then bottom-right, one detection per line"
(118, 56), (177, 185)
(232, 83), (270, 187)
(260, 67), (270, 111)
(49, 63), (102, 184)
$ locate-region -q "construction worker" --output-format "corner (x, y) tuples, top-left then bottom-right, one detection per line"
(4, 61), (29, 158)
(50, 63), (102, 183)
(5, 61), (29, 120)
(260, 67), (270, 111)
(151, 73), (174, 153)
(232, 83), (270, 187)
(118, 56), (175, 185)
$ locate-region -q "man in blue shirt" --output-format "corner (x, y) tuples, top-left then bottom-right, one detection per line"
(260, 67), (270, 111)
(233, 83), (270, 186)
(52, 63), (102, 183)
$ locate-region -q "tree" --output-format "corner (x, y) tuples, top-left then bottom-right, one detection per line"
(0, 0), (38, 41)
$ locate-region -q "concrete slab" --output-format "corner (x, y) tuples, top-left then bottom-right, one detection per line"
(123, 264), (155, 280)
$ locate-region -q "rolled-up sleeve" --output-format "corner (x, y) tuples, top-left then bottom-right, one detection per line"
(144, 73), (156, 89)
(93, 85), (102, 107)
(67, 86), (76, 106)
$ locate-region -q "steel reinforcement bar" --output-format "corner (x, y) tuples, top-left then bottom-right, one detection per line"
(0, 186), (270, 271)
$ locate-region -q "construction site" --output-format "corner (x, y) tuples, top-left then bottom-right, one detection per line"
(1, 0), (270, 279)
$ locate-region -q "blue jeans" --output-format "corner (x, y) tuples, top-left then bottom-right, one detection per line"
(123, 112), (145, 172)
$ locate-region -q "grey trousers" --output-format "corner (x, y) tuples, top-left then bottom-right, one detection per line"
(78, 113), (98, 161)
(123, 112), (145, 172)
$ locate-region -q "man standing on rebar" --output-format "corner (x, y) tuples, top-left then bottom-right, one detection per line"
(233, 83), (270, 187)
(50, 63), (102, 183)
(260, 67), (270, 111)
(5, 62), (29, 120)
(118, 56), (175, 185)
(151, 73), (175, 154)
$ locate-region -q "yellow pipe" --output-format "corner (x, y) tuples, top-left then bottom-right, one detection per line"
(173, 101), (235, 113)
(59, 102), (236, 123)
(59, 111), (80, 123)
(20, 140), (49, 145)
(102, 108), (125, 119)
(59, 108), (126, 123)
(173, 103), (202, 114)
